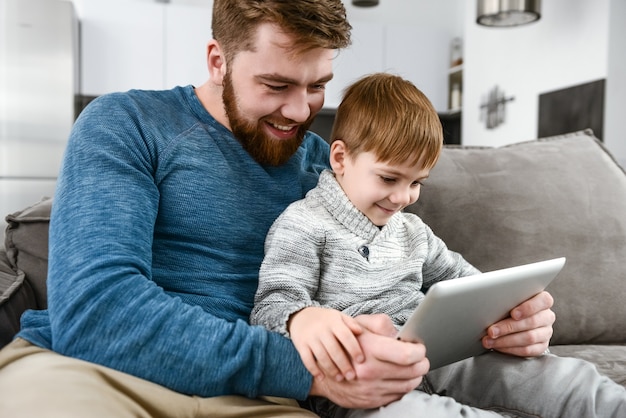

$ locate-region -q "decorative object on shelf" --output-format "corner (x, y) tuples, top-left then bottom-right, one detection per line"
(448, 38), (463, 112)
(352, 0), (379, 7)
(477, 0), (541, 27)
(450, 83), (462, 111)
(480, 86), (515, 129)
(450, 37), (463, 67)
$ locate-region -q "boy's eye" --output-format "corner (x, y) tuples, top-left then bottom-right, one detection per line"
(411, 180), (423, 187)
(380, 176), (396, 184)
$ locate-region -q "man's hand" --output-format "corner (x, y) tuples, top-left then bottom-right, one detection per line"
(289, 307), (365, 382)
(309, 314), (429, 409)
(483, 291), (555, 357)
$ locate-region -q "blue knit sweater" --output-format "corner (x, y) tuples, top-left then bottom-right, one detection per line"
(17, 85), (329, 399)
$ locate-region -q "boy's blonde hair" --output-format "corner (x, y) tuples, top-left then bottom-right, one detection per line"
(330, 73), (443, 169)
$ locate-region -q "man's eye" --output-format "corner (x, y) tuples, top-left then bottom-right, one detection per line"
(266, 84), (287, 91)
(311, 84), (326, 91)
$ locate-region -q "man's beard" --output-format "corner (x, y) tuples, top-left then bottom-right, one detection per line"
(222, 71), (314, 166)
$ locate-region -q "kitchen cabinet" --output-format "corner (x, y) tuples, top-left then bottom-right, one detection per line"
(384, 25), (450, 113)
(77, 0), (211, 96)
(325, 22), (450, 112)
(76, 3), (452, 114)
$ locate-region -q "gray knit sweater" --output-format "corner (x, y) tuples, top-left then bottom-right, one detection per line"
(251, 170), (479, 336)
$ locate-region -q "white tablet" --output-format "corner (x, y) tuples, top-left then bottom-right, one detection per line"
(397, 257), (566, 370)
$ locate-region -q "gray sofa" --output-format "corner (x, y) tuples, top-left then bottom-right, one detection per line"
(0, 129), (624, 387)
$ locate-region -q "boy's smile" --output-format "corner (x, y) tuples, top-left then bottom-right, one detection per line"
(330, 141), (430, 227)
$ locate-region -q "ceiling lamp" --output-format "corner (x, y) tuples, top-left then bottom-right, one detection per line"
(477, 0), (541, 27)
(352, 0), (379, 7)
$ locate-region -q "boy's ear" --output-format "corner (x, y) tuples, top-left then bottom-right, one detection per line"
(330, 140), (347, 174)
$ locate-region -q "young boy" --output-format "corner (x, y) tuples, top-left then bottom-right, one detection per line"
(251, 73), (626, 417)
(250, 71), (478, 412)
(251, 70), (476, 366)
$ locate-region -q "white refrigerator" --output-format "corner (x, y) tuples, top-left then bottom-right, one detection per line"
(0, 0), (78, 241)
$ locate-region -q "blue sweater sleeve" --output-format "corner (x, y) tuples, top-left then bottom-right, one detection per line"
(42, 90), (315, 399)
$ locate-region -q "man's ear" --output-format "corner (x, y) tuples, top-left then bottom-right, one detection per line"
(330, 140), (348, 175)
(206, 39), (227, 85)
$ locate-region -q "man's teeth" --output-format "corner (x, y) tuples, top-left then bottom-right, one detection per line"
(271, 122), (292, 131)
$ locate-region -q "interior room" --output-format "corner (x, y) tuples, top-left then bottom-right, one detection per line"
(1, 0), (626, 397)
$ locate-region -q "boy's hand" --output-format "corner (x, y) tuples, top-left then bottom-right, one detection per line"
(288, 306), (364, 382)
(483, 290), (555, 357)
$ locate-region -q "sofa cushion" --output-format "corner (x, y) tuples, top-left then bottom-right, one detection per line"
(406, 130), (626, 345)
(4, 197), (52, 309)
(550, 344), (626, 387)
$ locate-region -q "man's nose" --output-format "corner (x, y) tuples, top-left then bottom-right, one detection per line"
(281, 90), (312, 123)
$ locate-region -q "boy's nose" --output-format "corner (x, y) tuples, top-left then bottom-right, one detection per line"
(390, 186), (420, 207)
(390, 188), (412, 206)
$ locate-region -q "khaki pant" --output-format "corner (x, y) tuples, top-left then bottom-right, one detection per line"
(0, 339), (318, 418)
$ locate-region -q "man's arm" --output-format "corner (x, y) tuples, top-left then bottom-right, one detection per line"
(46, 94), (312, 399)
(483, 291), (555, 357)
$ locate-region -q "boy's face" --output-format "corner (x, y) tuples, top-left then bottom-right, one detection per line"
(331, 142), (430, 227)
(222, 23), (335, 165)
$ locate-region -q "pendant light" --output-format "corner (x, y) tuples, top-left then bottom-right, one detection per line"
(477, 0), (541, 27)
(352, 0), (379, 7)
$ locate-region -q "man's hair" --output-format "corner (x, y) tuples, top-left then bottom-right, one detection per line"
(330, 73), (443, 169)
(212, 0), (352, 63)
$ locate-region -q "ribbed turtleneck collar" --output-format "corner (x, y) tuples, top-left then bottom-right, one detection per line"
(308, 170), (403, 242)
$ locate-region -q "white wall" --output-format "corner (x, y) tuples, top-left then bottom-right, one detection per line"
(605, 0), (626, 168)
(462, 0), (626, 168)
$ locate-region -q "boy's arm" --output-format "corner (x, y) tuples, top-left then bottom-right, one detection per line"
(250, 205), (323, 335)
(251, 207), (364, 381)
(419, 222), (480, 290)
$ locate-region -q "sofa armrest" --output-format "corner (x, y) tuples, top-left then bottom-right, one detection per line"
(0, 247), (37, 348)
(4, 197), (52, 309)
